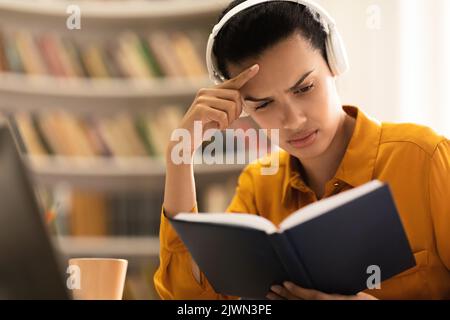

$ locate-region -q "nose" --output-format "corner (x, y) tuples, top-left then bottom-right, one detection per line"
(281, 99), (307, 130)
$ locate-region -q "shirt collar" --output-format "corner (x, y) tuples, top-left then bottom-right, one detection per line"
(282, 105), (382, 205)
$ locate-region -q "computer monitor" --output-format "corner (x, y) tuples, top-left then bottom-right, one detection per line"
(0, 121), (69, 299)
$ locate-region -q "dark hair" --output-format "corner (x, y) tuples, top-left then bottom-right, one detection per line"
(213, 0), (329, 79)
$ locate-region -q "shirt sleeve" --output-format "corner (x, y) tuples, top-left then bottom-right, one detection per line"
(428, 139), (450, 270)
(154, 165), (257, 300)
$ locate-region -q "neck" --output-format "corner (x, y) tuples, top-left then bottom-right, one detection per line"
(299, 110), (356, 198)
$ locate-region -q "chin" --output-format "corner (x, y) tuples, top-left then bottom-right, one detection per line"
(287, 146), (323, 160)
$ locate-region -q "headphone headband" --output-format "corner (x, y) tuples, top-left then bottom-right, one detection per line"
(206, 0), (349, 84)
(212, 0), (334, 37)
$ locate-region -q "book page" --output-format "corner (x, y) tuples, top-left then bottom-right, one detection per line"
(174, 213), (278, 234)
(279, 180), (384, 231)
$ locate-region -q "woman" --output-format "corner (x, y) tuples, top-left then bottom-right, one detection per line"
(154, 0), (450, 300)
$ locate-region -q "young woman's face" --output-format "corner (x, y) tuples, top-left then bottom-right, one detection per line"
(228, 33), (343, 160)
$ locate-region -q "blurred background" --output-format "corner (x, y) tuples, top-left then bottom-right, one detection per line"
(323, 0), (450, 137)
(0, 0), (447, 299)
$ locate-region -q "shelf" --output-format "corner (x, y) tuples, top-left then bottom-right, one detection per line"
(27, 155), (246, 191)
(0, 0), (229, 20)
(55, 235), (160, 257)
(0, 0), (228, 32)
(0, 73), (212, 114)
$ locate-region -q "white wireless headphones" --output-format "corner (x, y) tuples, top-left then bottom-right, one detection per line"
(206, 0), (349, 85)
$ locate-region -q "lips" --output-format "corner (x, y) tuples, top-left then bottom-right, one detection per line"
(288, 130), (318, 143)
(287, 129), (319, 149)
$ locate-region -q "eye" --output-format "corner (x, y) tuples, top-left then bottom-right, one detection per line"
(255, 101), (271, 110)
(293, 84), (314, 95)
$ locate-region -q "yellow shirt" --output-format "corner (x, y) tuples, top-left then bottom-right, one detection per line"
(154, 106), (450, 300)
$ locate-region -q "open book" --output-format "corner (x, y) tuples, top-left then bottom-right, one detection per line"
(169, 180), (416, 299)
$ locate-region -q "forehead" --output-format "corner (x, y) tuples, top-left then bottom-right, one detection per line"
(227, 33), (322, 96)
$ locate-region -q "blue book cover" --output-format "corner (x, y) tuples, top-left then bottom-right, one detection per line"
(169, 180), (416, 299)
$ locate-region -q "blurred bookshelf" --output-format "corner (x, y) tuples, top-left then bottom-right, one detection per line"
(30, 156), (246, 191)
(0, 0), (231, 34)
(0, 0), (258, 300)
(0, 73), (213, 113)
(57, 236), (160, 257)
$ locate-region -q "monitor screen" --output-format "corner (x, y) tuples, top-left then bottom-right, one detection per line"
(0, 121), (69, 299)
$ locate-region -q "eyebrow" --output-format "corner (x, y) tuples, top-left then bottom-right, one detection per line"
(244, 69), (315, 102)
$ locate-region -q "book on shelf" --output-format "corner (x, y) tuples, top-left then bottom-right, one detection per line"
(70, 191), (108, 236)
(171, 31), (207, 78)
(0, 29), (207, 80)
(169, 180), (416, 299)
(0, 32), (8, 72)
(2, 32), (24, 73)
(37, 34), (66, 77)
(13, 112), (47, 155)
(9, 107), (184, 158)
(81, 43), (111, 78)
(45, 187), (163, 237)
(15, 31), (47, 75)
(147, 31), (185, 78)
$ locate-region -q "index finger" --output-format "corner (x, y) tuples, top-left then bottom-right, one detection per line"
(217, 64), (259, 90)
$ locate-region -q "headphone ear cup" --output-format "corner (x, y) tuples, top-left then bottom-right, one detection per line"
(326, 26), (349, 76)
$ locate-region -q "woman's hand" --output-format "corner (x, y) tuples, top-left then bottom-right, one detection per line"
(163, 64), (259, 219)
(266, 282), (378, 300)
(167, 64), (259, 158)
